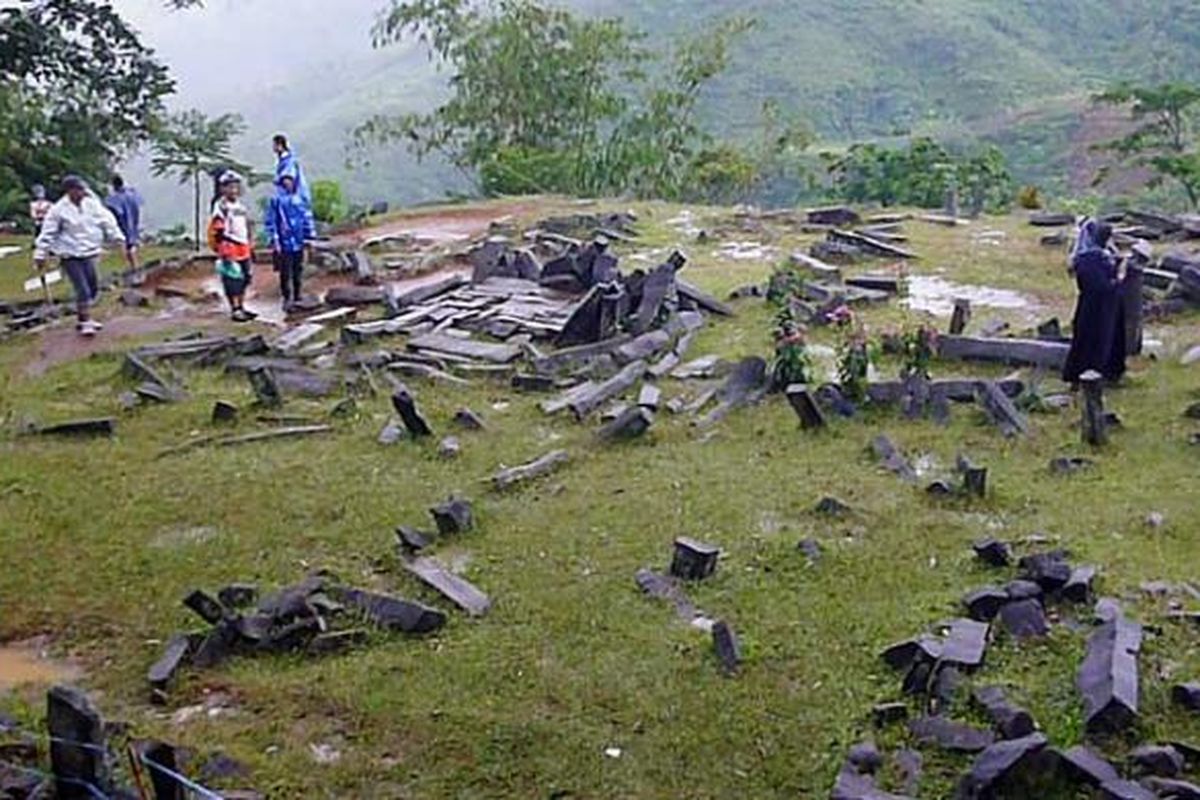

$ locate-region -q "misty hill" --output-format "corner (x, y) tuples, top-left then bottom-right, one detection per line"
(127, 0), (1200, 227)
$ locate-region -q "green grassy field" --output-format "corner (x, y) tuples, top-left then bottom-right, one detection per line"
(0, 235), (180, 302)
(2, 201), (1200, 798)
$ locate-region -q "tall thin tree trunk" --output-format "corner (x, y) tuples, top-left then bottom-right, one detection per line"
(193, 170), (201, 251)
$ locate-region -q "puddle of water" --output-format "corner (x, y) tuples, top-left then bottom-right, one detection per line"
(0, 642), (81, 691)
(715, 241), (776, 261)
(903, 275), (1034, 317)
(666, 209), (702, 239)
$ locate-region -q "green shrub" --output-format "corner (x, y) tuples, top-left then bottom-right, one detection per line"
(311, 179), (348, 224)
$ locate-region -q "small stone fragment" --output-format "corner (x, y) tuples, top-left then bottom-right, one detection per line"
(1005, 580), (1042, 601)
(378, 420), (404, 445)
(1063, 566), (1097, 603)
(438, 436), (461, 459)
(1129, 745), (1184, 777)
(212, 401), (239, 424)
(797, 538), (822, 562)
(973, 538), (1011, 567)
(597, 406), (653, 441)
(963, 587), (1009, 622)
(147, 633), (195, 692)
(182, 589), (225, 625)
(395, 526), (432, 554)
(1173, 683), (1200, 712)
(430, 496), (473, 535)
(1051, 456), (1095, 475)
(1143, 778), (1200, 799)
(846, 741), (884, 775)
(217, 583), (258, 609)
(1056, 745), (1120, 786)
(1019, 551), (1072, 592)
(872, 702), (908, 727)
(670, 537), (720, 581)
(973, 686), (1036, 740)
(815, 496), (852, 516)
(453, 408), (486, 430)
(999, 599), (1050, 639)
(907, 716), (995, 752)
(894, 749), (922, 796)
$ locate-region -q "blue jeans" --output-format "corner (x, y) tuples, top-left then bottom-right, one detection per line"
(62, 256), (99, 318)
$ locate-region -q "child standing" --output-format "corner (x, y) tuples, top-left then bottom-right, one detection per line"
(265, 174), (316, 313)
(209, 171), (257, 322)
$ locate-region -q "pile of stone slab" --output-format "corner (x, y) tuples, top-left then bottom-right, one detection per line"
(147, 572), (448, 702)
(830, 537), (1200, 798)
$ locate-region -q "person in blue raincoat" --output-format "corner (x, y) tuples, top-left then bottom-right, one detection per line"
(265, 174), (316, 313)
(272, 133), (310, 205)
(1061, 218), (1126, 385)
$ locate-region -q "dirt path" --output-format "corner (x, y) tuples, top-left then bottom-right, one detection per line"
(17, 200), (547, 377)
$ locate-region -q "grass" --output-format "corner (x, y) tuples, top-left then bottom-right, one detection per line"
(3, 199), (1200, 798)
(0, 234), (181, 302)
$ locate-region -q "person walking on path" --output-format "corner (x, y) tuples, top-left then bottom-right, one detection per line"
(272, 133), (311, 205)
(209, 171), (257, 322)
(1062, 218), (1127, 385)
(104, 174), (144, 271)
(265, 173), (316, 314)
(32, 175), (125, 337)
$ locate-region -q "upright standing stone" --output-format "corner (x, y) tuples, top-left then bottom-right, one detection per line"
(785, 385), (827, 430)
(670, 537), (720, 581)
(47, 686), (111, 799)
(712, 620), (742, 675)
(1123, 263), (1144, 356)
(246, 365), (282, 408)
(391, 384), (433, 438)
(950, 298), (972, 335)
(1080, 371), (1107, 446)
(137, 741), (186, 800)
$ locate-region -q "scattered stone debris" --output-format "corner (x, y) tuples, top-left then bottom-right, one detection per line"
(974, 538), (1012, 568)
(908, 716), (995, 753)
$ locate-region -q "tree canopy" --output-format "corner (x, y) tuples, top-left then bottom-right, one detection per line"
(0, 0), (173, 218)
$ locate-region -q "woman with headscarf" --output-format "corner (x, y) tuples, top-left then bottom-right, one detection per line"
(1061, 217), (1126, 384)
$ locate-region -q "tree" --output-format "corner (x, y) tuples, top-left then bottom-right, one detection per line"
(825, 137), (1011, 212)
(1094, 82), (1200, 209)
(0, 0), (173, 219)
(150, 110), (249, 249)
(357, 0), (779, 202)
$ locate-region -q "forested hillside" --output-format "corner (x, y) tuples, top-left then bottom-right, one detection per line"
(124, 0), (1200, 225)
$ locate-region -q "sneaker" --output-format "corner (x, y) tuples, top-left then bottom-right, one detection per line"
(77, 321), (99, 337)
(88, 320), (104, 331)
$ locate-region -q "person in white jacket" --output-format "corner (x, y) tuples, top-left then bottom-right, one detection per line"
(33, 175), (125, 336)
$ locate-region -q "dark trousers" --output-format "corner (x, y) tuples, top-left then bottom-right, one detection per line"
(276, 250), (304, 304)
(62, 256), (99, 318)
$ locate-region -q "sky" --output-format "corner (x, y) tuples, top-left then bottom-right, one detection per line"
(115, 0), (392, 109)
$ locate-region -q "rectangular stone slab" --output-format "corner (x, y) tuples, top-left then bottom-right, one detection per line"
(147, 633), (196, 691)
(1056, 745), (1120, 786)
(492, 449), (569, 490)
(956, 734), (1047, 798)
(939, 335), (1070, 370)
(38, 418), (116, 438)
(1078, 616), (1142, 733)
(941, 618), (989, 669)
(408, 332), (522, 364)
(403, 556), (492, 617)
(332, 587), (447, 634)
(568, 360), (647, 420)
(908, 716), (994, 752)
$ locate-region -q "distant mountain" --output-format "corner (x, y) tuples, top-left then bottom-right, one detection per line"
(126, 0), (1200, 227)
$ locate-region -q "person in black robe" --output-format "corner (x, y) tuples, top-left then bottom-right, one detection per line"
(1062, 219), (1126, 384)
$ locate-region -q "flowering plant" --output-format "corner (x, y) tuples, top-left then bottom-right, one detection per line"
(833, 308), (876, 402)
(899, 324), (939, 380)
(771, 305), (812, 389)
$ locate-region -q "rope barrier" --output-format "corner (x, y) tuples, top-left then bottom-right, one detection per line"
(2, 723), (228, 799)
